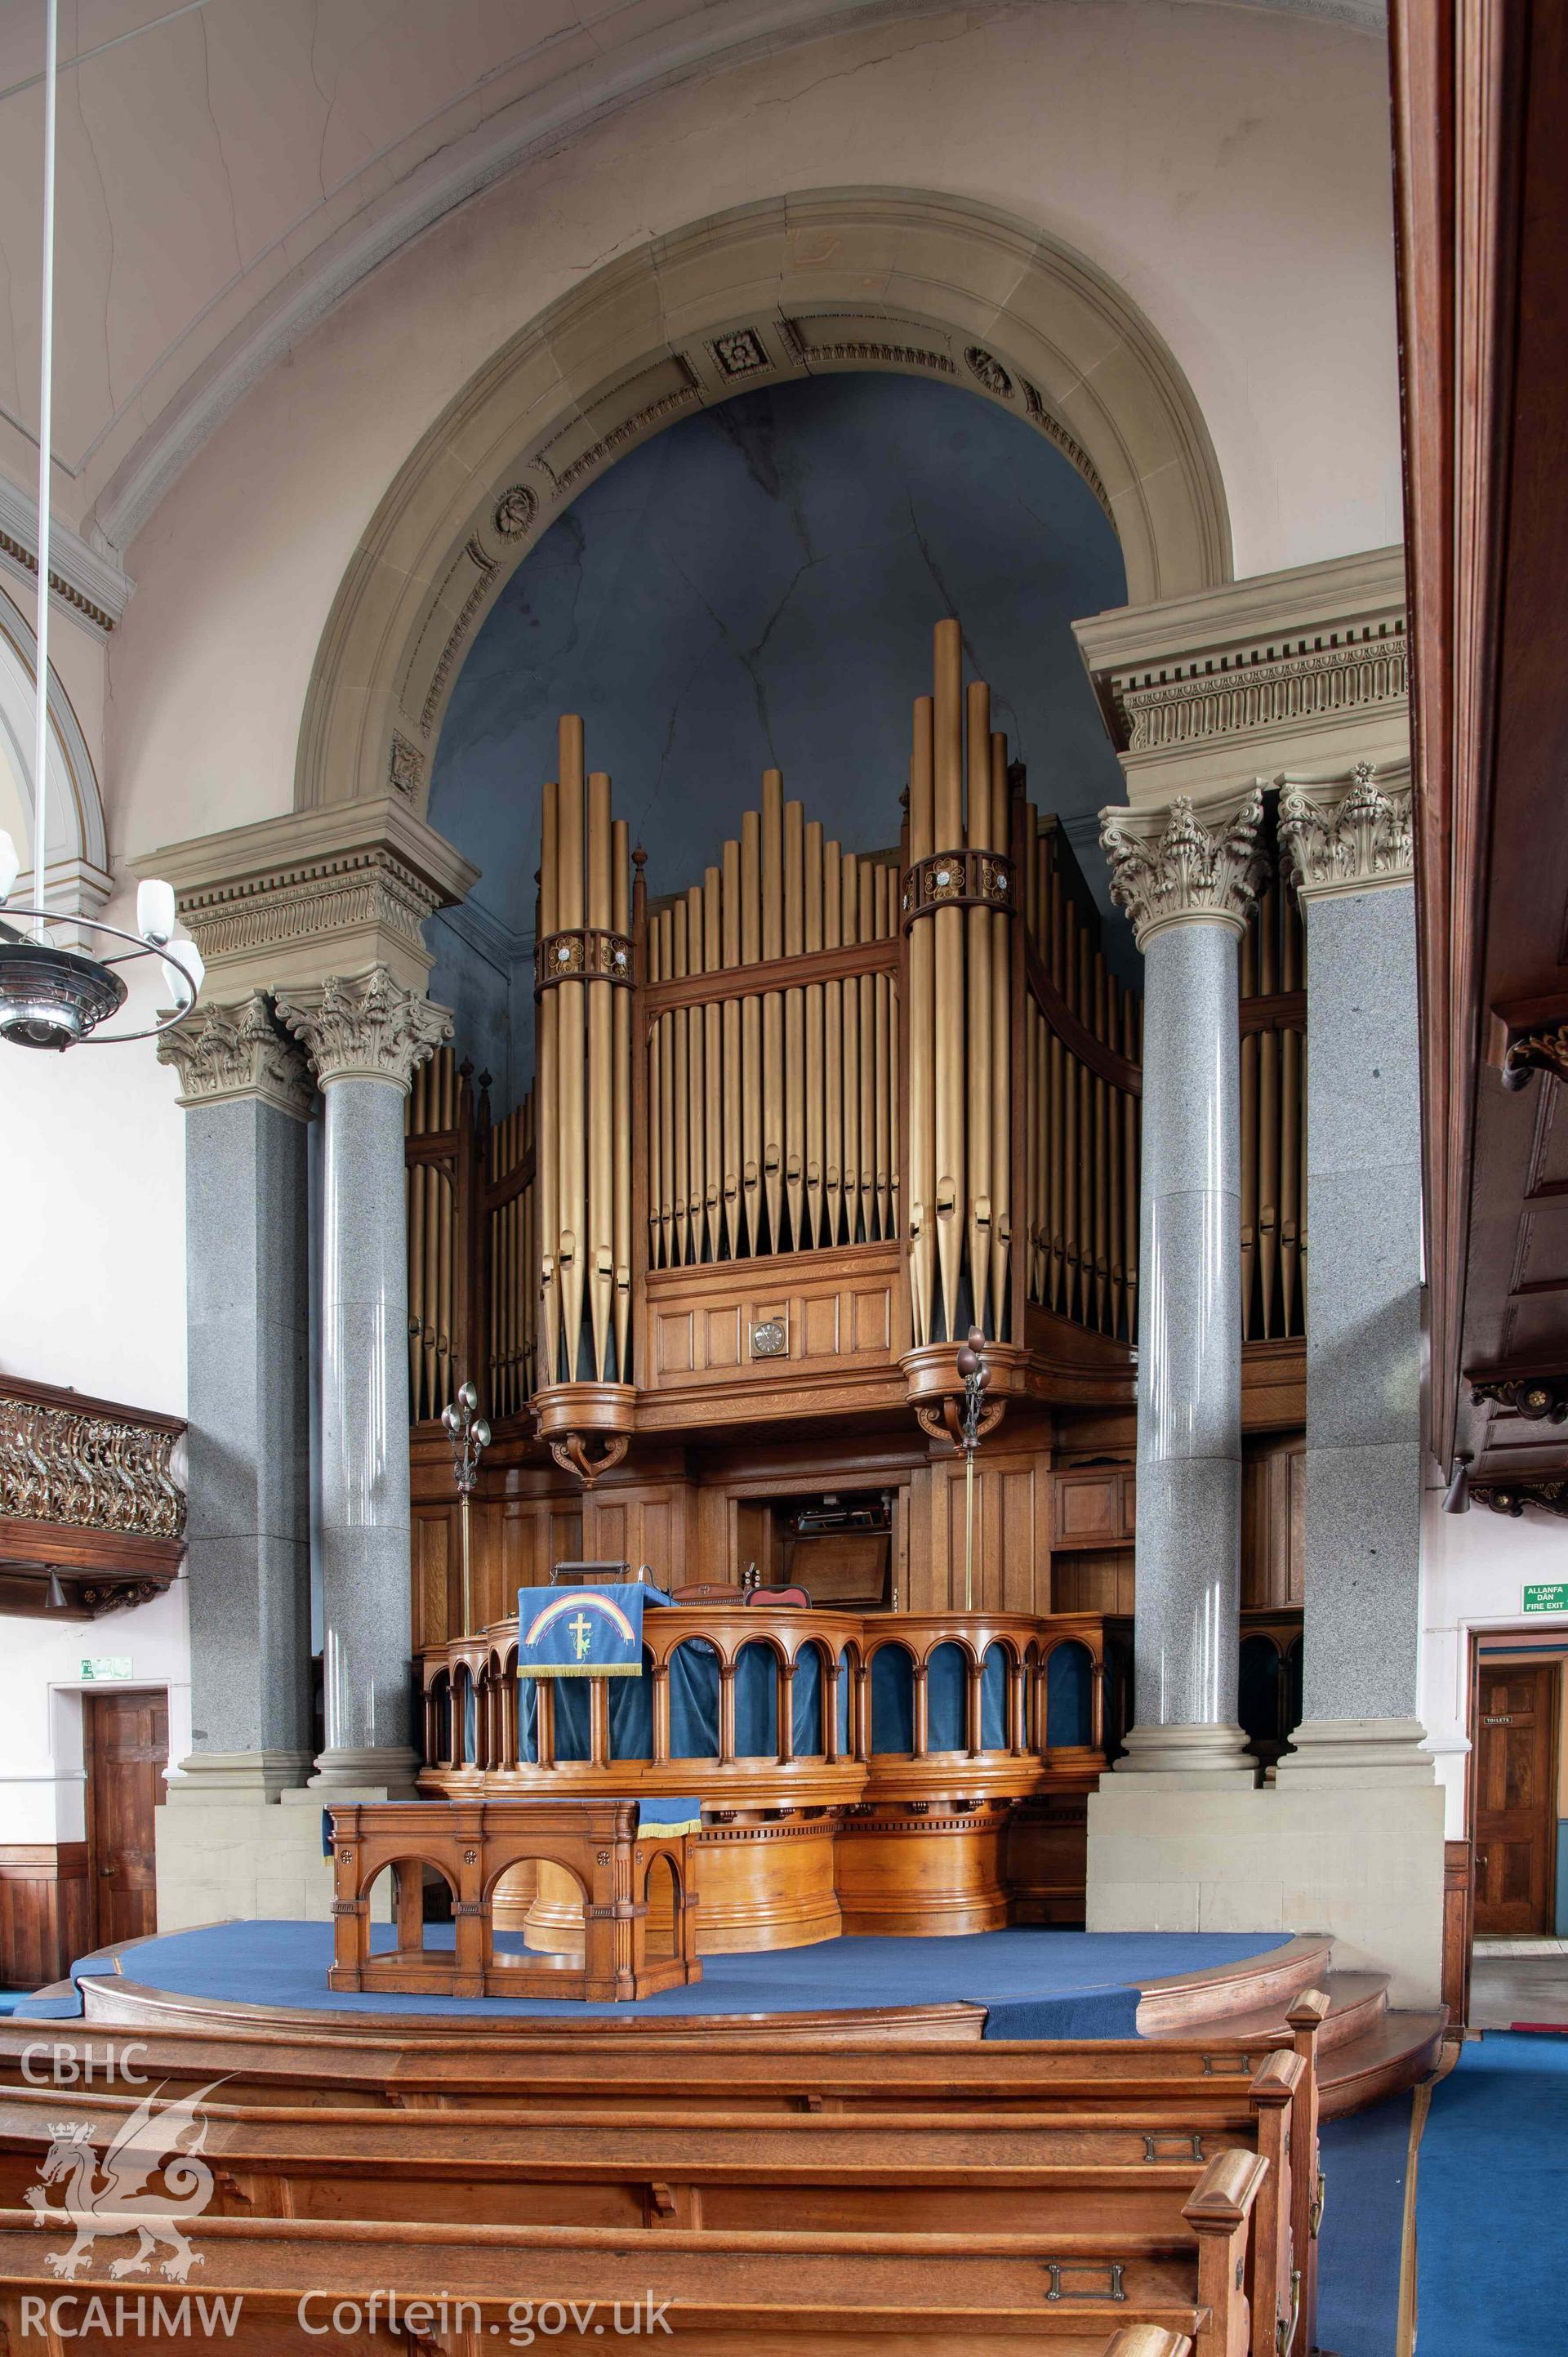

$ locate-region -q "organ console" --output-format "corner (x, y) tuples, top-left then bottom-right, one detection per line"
(403, 620), (1307, 1935)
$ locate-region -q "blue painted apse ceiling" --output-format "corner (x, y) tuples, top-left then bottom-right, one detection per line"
(427, 371), (1131, 1098)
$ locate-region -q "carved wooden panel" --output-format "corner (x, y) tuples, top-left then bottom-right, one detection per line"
(638, 1246), (904, 1426)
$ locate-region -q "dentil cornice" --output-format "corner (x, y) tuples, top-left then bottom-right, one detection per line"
(156, 991), (314, 1121)
(276, 967), (451, 1091)
(1099, 786), (1268, 947)
(1276, 762), (1414, 898)
(137, 795), (479, 1001)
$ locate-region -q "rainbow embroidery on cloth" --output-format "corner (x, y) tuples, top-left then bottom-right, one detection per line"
(517, 1584), (646, 1677)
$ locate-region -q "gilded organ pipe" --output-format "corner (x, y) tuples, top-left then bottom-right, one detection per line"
(532, 718), (635, 1385)
(906, 697), (936, 1341)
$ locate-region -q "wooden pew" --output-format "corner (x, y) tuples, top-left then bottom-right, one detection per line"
(0, 2056), (1301, 2357)
(0, 1998), (1329, 2356)
(0, 2158), (1268, 2354)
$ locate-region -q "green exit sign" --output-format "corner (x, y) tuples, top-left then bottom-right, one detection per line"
(79, 1656), (132, 1681)
(1522, 1584), (1568, 1615)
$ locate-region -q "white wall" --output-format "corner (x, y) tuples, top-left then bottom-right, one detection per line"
(0, 1585), (191, 1848)
(106, 2), (1403, 866)
(1422, 1470), (1568, 1837)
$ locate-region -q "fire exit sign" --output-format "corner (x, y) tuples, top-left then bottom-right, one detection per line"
(1522, 1584), (1568, 1614)
(79, 1656), (132, 1681)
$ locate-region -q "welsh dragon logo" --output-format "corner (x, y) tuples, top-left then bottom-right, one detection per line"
(24, 2082), (224, 2281)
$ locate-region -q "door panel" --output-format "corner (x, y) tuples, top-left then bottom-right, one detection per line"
(86, 1691), (167, 1949)
(1474, 1664), (1557, 1935)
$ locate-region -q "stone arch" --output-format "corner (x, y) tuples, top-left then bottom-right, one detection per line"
(295, 188), (1231, 818)
(0, 581), (109, 920)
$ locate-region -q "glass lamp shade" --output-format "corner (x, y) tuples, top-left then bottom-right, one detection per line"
(136, 878), (176, 946)
(0, 938), (127, 1049)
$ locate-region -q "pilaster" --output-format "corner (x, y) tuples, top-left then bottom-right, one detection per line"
(156, 994), (314, 1796)
(1276, 762), (1432, 1784)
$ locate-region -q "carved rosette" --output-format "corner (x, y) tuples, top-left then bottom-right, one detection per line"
(536, 927), (633, 989)
(899, 849), (1013, 929)
(1276, 763), (1414, 898)
(1098, 786), (1267, 946)
(276, 967), (452, 1092)
(157, 991), (314, 1121)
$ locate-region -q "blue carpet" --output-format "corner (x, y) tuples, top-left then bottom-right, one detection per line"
(1415, 2033), (1568, 2355)
(1316, 2092), (1413, 2356)
(16, 1921), (1289, 2034)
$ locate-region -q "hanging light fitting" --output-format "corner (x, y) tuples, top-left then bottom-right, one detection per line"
(0, 0), (198, 1054)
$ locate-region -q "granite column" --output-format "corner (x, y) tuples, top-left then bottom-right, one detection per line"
(1100, 789), (1267, 1777)
(278, 968), (450, 1791)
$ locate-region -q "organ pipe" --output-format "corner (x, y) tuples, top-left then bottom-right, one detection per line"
(414, 619), (1174, 1455)
(533, 715), (635, 1385)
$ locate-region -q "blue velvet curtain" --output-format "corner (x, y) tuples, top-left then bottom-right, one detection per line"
(1045, 1639), (1094, 1749)
(734, 1640), (779, 1758)
(457, 1668), (476, 1766)
(791, 1643), (825, 1756)
(837, 1654), (853, 1753)
(982, 1642), (1008, 1749)
(668, 1638), (720, 1758)
(926, 1641), (966, 1750)
(516, 1672), (537, 1764)
(871, 1644), (915, 1753)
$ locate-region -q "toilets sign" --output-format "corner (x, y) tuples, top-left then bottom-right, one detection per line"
(1522, 1584), (1568, 1615)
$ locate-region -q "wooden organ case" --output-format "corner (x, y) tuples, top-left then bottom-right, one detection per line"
(406, 622), (1307, 1949)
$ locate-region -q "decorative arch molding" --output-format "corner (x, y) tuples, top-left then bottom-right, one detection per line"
(0, 581), (110, 922)
(295, 189), (1232, 818)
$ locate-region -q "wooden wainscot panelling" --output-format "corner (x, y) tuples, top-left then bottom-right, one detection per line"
(1242, 1337), (1306, 1431)
(1241, 1433), (1305, 1608)
(412, 1508), (455, 1650)
(1052, 1548), (1134, 1615)
(1052, 1464), (1135, 1549)
(583, 1483), (693, 1587)
(906, 1434), (1054, 1614)
(0, 1845), (91, 1989)
(638, 1242), (906, 1428)
(1442, 1838), (1474, 2043)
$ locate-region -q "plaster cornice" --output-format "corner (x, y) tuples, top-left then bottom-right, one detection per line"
(0, 473), (132, 637)
(1074, 544), (1410, 806)
(137, 795), (480, 1001)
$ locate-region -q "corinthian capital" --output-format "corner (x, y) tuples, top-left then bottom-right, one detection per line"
(1098, 786), (1267, 947)
(1277, 762), (1414, 898)
(157, 991), (314, 1121)
(275, 966), (451, 1091)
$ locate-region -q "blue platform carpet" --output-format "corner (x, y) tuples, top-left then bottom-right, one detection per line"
(1315, 2091), (1414, 2356)
(1414, 2032), (1568, 2355)
(15, 1921), (1292, 2035)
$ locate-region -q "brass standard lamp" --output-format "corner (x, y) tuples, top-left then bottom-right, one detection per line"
(442, 1382), (491, 1637)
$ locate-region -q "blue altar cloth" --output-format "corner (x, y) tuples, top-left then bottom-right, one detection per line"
(517, 1581), (660, 1678)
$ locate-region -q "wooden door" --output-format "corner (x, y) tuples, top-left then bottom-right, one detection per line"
(86, 1690), (167, 1948)
(1474, 1664), (1558, 1934)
